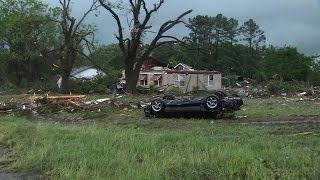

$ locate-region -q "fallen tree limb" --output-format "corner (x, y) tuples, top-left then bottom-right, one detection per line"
(288, 132), (313, 136)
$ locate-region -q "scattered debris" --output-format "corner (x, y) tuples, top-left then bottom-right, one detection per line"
(237, 89), (248, 97)
(0, 94), (148, 116)
(85, 98), (110, 105)
(237, 116), (247, 119)
(110, 81), (126, 94)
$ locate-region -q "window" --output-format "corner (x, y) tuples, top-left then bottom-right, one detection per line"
(204, 74), (214, 87)
(173, 74), (185, 87)
(151, 75), (162, 87)
(140, 80), (147, 86)
(154, 80), (162, 86)
(139, 75), (148, 86)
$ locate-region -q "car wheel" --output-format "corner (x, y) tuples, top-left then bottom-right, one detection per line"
(163, 94), (175, 100)
(204, 95), (220, 111)
(151, 99), (164, 113)
(215, 91), (226, 100)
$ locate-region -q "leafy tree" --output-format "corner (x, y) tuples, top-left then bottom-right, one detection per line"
(257, 47), (312, 81)
(0, 0), (57, 86)
(309, 56), (320, 85)
(185, 15), (213, 45)
(184, 14), (240, 71)
(240, 19), (266, 57)
(238, 19), (266, 77)
(99, 0), (192, 93)
(224, 18), (239, 45)
(88, 44), (123, 73)
(152, 43), (191, 67)
(211, 14), (231, 62)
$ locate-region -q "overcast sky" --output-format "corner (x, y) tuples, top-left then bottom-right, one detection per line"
(45, 0), (320, 55)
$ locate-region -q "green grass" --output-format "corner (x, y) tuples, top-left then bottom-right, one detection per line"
(237, 97), (320, 118)
(0, 116), (319, 180)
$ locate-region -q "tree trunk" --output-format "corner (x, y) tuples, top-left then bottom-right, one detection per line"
(124, 58), (143, 94)
(249, 38), (254, 58)
(14, 61), (22, 86)
(60, 50), (75, 94)
(60, 70), (70, 93)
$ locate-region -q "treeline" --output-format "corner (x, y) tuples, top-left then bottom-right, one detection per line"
(153, 14), (319, 84)
(0, 0), (319, 92)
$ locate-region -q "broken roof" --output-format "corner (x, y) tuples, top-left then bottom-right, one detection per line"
(174, 63), (192, 69)
(71, 66), (95, 76)
(167, 69), (220, 74)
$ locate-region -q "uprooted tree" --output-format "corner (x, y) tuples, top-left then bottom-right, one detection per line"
(99, 0), (192, 93)
(56, 0), (100, 93)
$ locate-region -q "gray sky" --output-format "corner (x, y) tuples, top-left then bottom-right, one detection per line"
(45, 0), (320, 55)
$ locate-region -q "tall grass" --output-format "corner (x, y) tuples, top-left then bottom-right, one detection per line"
(0, 116), (319, 179)
(237, 97), (320, 118)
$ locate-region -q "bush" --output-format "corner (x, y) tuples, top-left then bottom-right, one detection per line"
(69, 75), (117, 94)
(265, 80), (307, 96)
(167, 86), (184, 96)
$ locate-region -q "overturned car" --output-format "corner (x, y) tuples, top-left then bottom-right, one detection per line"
(144, 91), (243, 118)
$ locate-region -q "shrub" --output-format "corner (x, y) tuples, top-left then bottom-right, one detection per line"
(167, 86), (184, 96)
(69, 75), (117, 94)
(265, 80), (307, 96)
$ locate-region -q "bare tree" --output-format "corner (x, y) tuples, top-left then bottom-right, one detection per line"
(99, 0), (192, 93)
(57, 0), (100, 93)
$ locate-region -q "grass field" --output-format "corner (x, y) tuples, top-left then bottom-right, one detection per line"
(0, 96), (320, 179)
(237, 97), (320, 118)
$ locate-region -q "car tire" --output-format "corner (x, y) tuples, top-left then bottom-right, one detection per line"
(163, 94), (175, 100)
(151, 99), (164, 114)
(204, 95), (221, 111)
(215, 91), (226, 100)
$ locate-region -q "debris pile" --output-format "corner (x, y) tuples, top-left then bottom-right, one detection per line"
(0, 95), (127, 114)
(0, 94), (153, 116)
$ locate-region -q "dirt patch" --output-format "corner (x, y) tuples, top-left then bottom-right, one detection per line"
(0, 146), (38, 180)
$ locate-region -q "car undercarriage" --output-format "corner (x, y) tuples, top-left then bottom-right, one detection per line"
(144, 91), (243, 118)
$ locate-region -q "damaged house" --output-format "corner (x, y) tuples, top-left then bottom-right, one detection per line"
(57, 66), (105, 88)
(137, 59), (222, 92)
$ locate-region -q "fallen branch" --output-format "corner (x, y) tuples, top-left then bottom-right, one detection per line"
(34, 95), (86, 100)
(288, 132), (313, 136)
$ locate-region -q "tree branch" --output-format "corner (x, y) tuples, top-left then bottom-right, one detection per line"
(144, 9), (192, 58)
(59, 0), (73, 22)
(75, 49), (110, 76)
(141, 0), (164, 28)
(99, 0), (126, 53)
(73, 0), (100, 34)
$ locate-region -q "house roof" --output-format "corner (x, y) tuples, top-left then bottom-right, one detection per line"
(150, 74), (162, 80)
(71, 66), (94, 75)
(167, 69), (220, 74)
(139, 74), (147, 80)
(174, 63), (192, 69)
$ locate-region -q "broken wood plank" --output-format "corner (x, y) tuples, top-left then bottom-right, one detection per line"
(33, 95), (86, 100)
(288, 132), (313, 136)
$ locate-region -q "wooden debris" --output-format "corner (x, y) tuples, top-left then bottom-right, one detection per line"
(288, 132), (313, 136)
(33, 95), (86, 100)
